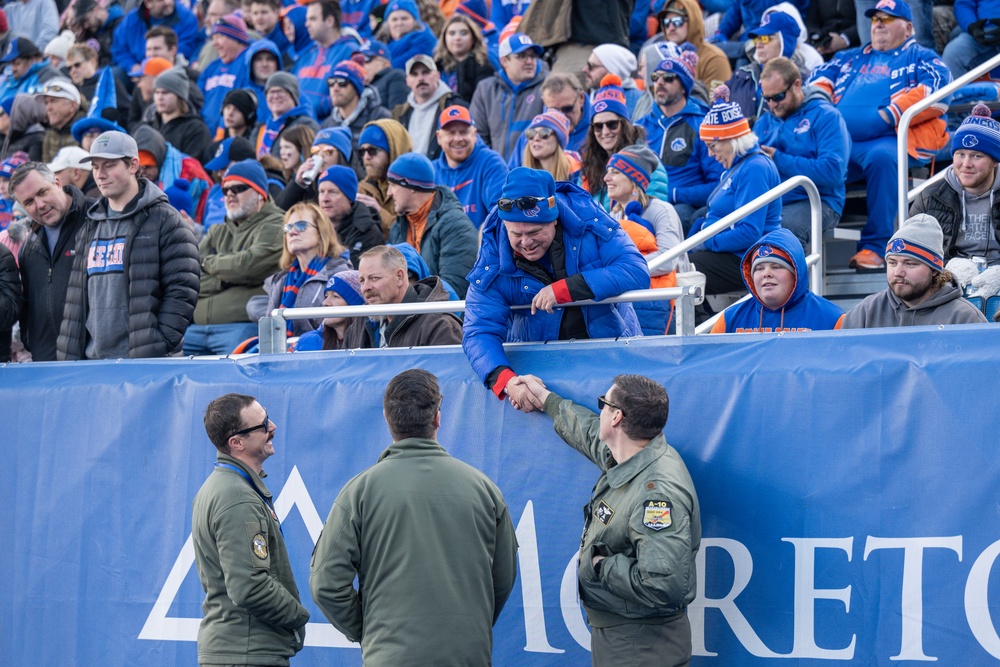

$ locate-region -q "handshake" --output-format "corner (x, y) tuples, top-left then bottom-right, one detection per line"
(504, 374), (551, 412)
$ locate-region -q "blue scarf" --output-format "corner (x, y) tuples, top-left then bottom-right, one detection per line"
(280, 255), (328, 335)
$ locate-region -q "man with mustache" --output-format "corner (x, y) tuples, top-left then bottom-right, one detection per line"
(391, 55), (464, 160)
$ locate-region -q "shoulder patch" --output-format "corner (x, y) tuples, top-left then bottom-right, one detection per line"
(252, 533), (268, 560)
(642, 499), (672, 531)
(595, 500), (615, 525)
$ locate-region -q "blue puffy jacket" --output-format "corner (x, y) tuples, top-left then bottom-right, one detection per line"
(111, 4), (201, 72)
(462, 181), (649, 390)
(712, 228), (845, 333)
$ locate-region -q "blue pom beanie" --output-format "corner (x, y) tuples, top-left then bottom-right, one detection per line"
(591, 74), (629, 120)
(387, 152), (436, 192)
(318, 165), (359, 202)
(952, 103), (1000, 163)
(324, 270), (365, 305)
(498, 167), (558, 223)
(328, 59), (366, 96)
(359, 123), (390, 153)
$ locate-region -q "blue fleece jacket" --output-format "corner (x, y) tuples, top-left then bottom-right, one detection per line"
(714, 228), (845, 333)
(954, 0), (1000, 31)
(292, 34), (363, 121)
(199, 49), (251, 134)
(752, 88), (851, 214)
(387, 25), (438, 70)
(434, 140), (509, 229)
(716, 0), (809, 39)
(111, 4), (201, 71)
(690, 144), (781, 255)
(462, 181), (648, 388)
(637, 98), (724, 208)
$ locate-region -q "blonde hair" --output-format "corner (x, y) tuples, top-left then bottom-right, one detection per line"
(434, 14), (489, 71)
(280, 202), (345, 269)
(610, 182), (650, 217)
(522, 142), (574, 181)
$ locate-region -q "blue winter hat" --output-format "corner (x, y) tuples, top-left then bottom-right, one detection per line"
(324, 270), (365, 305)
(748, 11), (800, 59)
(591, 74), (629, 120)
(71, 116), (126, 143)
(952, 103), (1000, 162)
(223, 158), (269, 198)
(527, 110), (570, 149)
(864, 0), (913, 22)
(654, 50), (698, 96)
(317, 165), (359, 202)
(0, 96), (13, 117)
(385, 0), (420, 21)
(328, 59), (366, 96)
(165, 178), (194, 216)
(387, 152), (436, 192)
(607, 144), (658, 191)
(313, 126), (353, 162)
(205, 136), (256, 171)
(359, 123), (390, 153)
(498, 167), (558, 224)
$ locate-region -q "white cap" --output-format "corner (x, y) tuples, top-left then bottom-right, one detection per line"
(49, 146), (92, 172)
(35, 78), (81, 105)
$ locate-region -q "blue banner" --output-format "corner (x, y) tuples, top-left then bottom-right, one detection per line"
(3, 326), (1000, 665)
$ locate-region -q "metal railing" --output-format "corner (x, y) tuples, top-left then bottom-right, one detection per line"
(258, 285), (705, 353)
(647, 175), (825, 295)
(897, 51), (1000, 221)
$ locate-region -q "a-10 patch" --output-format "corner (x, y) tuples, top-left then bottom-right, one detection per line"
(595, 500), (615, 525)
(252, 533), (269, 560)
(642, 500), (672, 531)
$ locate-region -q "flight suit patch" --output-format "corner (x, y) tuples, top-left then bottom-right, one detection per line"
(595, 500), (615, 525)
(642, 500), (672, 530)
(252, 533), (268, 559)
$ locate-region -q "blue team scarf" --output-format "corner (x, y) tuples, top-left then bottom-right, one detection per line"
(258, 105), (313, 157)
(280, 255), (328, 335)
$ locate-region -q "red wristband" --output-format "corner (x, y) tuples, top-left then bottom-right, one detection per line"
(491, 368), (517, 400)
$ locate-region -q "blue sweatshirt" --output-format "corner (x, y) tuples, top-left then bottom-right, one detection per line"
(491, 0), (532, 28)
(199, 50), (251, 134)
(434, 140), (509, 229)
(341, 0), (381, 38)
(292, 34), (362, 121)
(752, 88), (851, 215)
(111, 4), (201, 71)
(954, 0), (1000, 31)
(690, 144), (781, 255)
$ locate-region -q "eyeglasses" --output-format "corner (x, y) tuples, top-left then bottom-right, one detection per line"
(592, 119), (621, 133)
(553, 102), (578, 116)
(497, 196), (550, 212)
(283, 220), (313, 233)
(582, 60), (603, 71)
(511, 51), (537, 61)
(650, 71), (679, 84)
(222, 183), (250, 197)
(66, 61), (86, 71)
(661, 16), (686, 28)
(597, 395), (626, 417)
(752, 34), (773, 46)
(525, 127), (555, 140)
(228, 412), (270, 440)
(327, 78), (352, 88)
(870, 14), (898, 25)
(762, 83), (793, 104)
(358, 146), (383, 157)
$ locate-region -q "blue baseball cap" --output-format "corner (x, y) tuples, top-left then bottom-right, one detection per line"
(360, 39), (389, 60)
(205, 136), (256, 171)
(499, 33), (543, 58)
(864, 0), (913, 22)
(0, 37), (41, 64)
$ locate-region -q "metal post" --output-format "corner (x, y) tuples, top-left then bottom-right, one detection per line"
(675, 288), (696, 336)
(257, 315), (287, 354)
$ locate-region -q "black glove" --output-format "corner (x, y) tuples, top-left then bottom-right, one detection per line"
(969, 19), (1000, 47)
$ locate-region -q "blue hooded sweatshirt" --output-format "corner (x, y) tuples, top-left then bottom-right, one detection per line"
(111, 3), (201, 71)
(391, 243), (461, 300)
(199, 46), (251, 134)
(341, 0), (381, 38)
(752, 87), (851, 215)
(712, 228), (845, 333)
(434, 139), (509, 229)
(292, 34), (363, 121)
(386, 24), (438, 70)
(245, 40), (283, 126)
(689, 142), (781, 255)
(265, 5), (312, 59)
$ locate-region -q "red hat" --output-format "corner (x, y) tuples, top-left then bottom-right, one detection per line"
(0, 9), (9, 34)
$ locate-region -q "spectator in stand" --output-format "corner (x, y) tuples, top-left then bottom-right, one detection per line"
(636, 51), (722, 233)
(246, 201), (352, 337)
(276, 124), (315, 186)
(203, 88), (257, 164)
(809, 0), (952, 270)
(277, 125), (354, 207)
(360, 40), (409, 111)
(382, 0), (438, 71)
(805, 0), (858, 60)
(689, 85), (781, 297)
(726, 10), (805, 126)
(711, 228), (845, 333)
(910, 105), (1000, 296)
(69, 0), (125, 68)
(842, 214), (988, 327)
(943, 0), (1000, 77)
(709, 0), (810, 62)
(0, 38), (61, 99)
(202, 135), (257, 230)
(519, 110), (581, 181)
(59, 131), (200, 359)
(856, 0), (935, 50)
(112, 0), (200, 76)
(193, 0), (239, 74)
(584, 45), (642, 117)
(49, 146), (98, 197)
(42, 30), (74, 71)
(247, 0), (311, 67)
(0, 95), (46, 161)
(0, 242), (18, 361)
(198, 14), (251, 135)
(315, 165), (383, 267)
(321, 59), (392, 168)
(384, 151), (477, 296)
(292, 0), (362, 121)
(64, 45), (130, 128)
(462, 167), (648, 404)
(433, 104), (508, 229)
(754, 57), (851, 250)
(392, 55), (465, 160)
(606, 143), (690, 336)
(434, 12), (495, 104)
(657, 0), (730, 93)
(469, 33), (547, 161)
(127, 56), (172, 130)
(10, 160), (89, 361)
(38, 79), (86, 163)
(5, 0), (58, 55)
(452, 0), (500, 69)
(506, 72), (591, 167)
(186, 159), (284, 355)
(357, 120), (413, 235)
(148, 67), (212, 160)
(294, 269), (364, 351)
(242, 40), (281, 129)
(255, 72), (319, 158)
(133, 123), (214, 223)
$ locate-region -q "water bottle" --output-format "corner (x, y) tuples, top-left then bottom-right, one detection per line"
(300, 156), (324, 186)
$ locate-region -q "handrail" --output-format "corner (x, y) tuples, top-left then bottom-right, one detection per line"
(907, 167), (947, 203)
(897, 51), (1000, 223)
(647, 175), (824, 296)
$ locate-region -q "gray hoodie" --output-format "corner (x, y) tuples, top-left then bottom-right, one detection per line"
(406, 80), (452, 155)
(842, 278), (987, 329)
(947, 167), (1000, 264)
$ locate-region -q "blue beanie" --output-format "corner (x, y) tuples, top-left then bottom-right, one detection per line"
(591, 74), (629, 120)
(748, 11), (800, 59)
(385, 0), (420, 21)
(0, 96), (13, 117)
(317, 165), (359, 202)
(223, 158), (269, 198)
(313, 126), (353, 162)
(528, 110), (571, 149)
(654, 50), (698, 96)
(328, 60), (366, 96)
(165, 178), (194, 216)
(952, 103), (1000, 163)
(498, 167), (558, 224)
(387, 152), (436, 192)
(607, 144), (658, 191)
(359, 123), (390, 153)
(324, 270), (365, 305)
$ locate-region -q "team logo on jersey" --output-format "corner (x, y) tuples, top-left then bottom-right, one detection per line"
(671, 137), (687, 151)
(252, 533), (268, 560)
(794, 118), (811, 134)
(963, 135), (980, 148)
(642, 500), (672, 530)
(595, 500), (615, 525)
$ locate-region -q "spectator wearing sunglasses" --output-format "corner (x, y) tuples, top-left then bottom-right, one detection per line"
(519, 110), (581, 183)
(636, 51), (723, 233)
(656, 0), (730, 93)
(321, 60), (392, 165)
(185, 159), (284, 355)
(753, 57), (850, 251)
(355, 118), (413, 235)
(462, 167), (648, 405)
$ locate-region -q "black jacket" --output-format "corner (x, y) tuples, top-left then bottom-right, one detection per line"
(392, 93), (467, 161)
(338, 201), (385, 268)
(57, 178), (200, 360)
(17, 185), (89, 361)
(145, 109), (213, 161)
(442, 56), (495, 105)
(0, 243), (20, 362)
(371, 66), (408, 110)
(910, 174), (1000, 262)
(806, 0), (860, 53)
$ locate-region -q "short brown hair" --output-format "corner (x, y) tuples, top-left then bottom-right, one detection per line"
(67, 44), (98, 64)
(612, 374), (669, 441)
(204, 393), (256, 452)
(145, 25), (178, 50)
(761, 56), (800, 87)
(383, 369), (441, 440)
